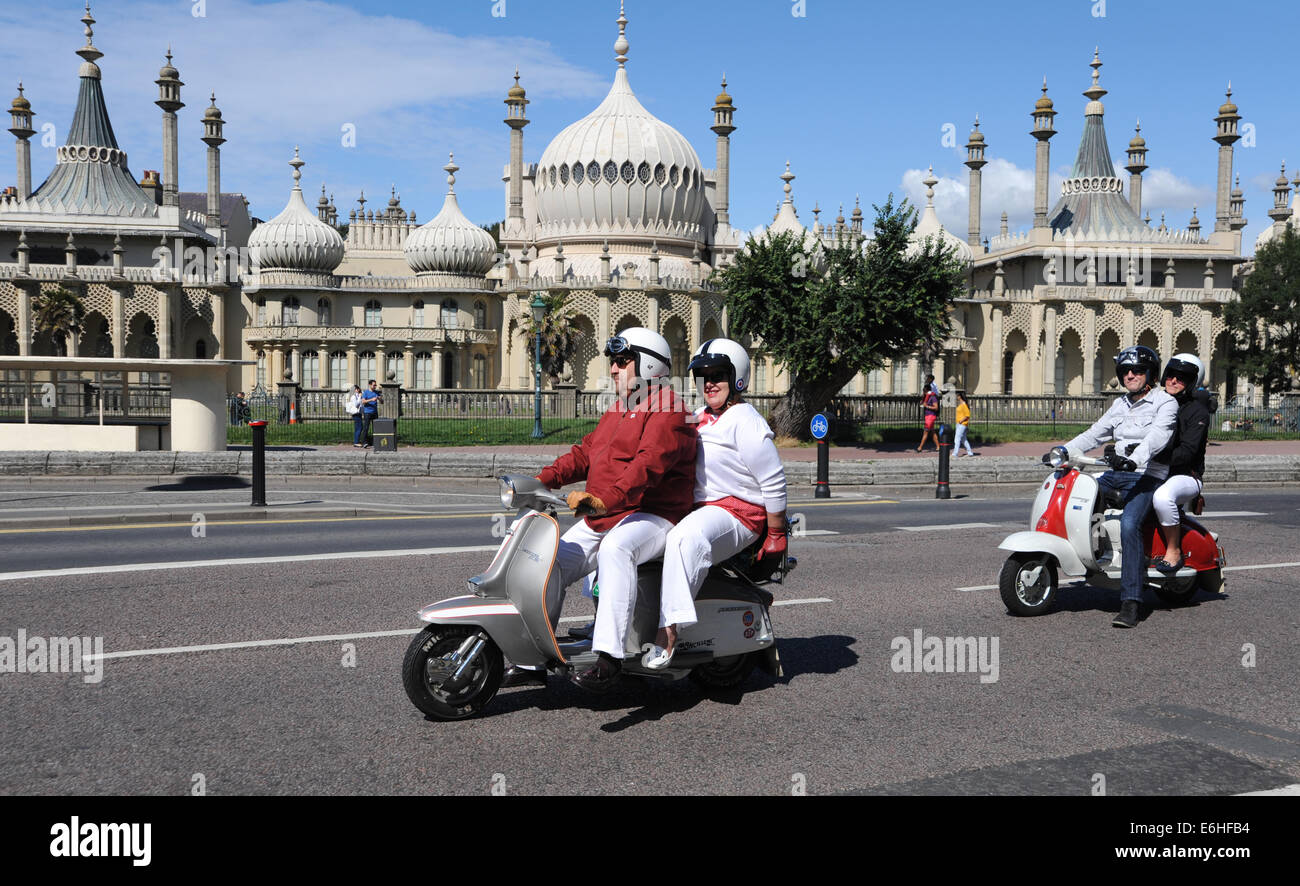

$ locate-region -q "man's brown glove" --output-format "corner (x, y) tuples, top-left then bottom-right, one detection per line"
(566, 491), (608, 516)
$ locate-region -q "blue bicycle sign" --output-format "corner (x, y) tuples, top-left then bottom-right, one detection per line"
(810, 413), (829, 440)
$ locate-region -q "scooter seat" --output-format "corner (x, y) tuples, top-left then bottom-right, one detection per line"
(697, 578), (774, 608)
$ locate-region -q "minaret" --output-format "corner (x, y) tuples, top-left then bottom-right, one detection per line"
(1125, 120), (1148, 217)
(1030, 78), (1056, 229)
(851, 196), (862, 235)
(1268, 164), (1292, 230)
(155, 48), (184, 207)
(1229, 173), (1247, 232)
(317, 185), (330, 222)
(711, 75), (736, 229)
(503, 67), (529, 238)
(8, 84), (35, 200)
(965, 116), (987, 249)
(201, 92), (225, 229)
(1213, 84), (1240, 233)
(1188, 205), (1201, 236)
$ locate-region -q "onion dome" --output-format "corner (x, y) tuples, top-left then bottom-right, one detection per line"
(11, 83), (30, 111)
(248, 147), (345, 279)
(404, 153), (497, 277)
(1129, 124), (1146, 149)
(714, 75), (733, 109)
(911, 165), (973, 263)
(158, 50), (179, 81)
(1035, 77), (1054, 111)
(1219, 84), (1238, 116)
(507, 67), (526, 100)
(533, 2), (704, 239)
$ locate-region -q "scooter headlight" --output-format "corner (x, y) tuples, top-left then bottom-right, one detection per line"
(1047, 446), (1068, 469)
(499, 476), (516, 509)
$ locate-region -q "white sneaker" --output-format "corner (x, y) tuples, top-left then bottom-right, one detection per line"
(641, 643), (674, 670)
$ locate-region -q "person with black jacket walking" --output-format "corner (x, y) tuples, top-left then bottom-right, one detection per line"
(1150, 354), (1211, 573)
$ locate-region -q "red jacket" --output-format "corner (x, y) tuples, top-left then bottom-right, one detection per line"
(538, 385), (696, 532)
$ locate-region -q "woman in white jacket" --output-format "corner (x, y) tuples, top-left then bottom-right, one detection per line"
(345, 385), (364, 446)
(645, 339), (788, 668)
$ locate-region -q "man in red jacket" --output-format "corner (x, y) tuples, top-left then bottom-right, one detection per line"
(537, 327), (696, 692)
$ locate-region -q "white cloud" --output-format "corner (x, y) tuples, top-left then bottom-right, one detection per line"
(1139, 167), (1213, 223)
(901, 157), (1062, 240)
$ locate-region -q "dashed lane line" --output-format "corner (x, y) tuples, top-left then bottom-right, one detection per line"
(83, 598), (835, 663)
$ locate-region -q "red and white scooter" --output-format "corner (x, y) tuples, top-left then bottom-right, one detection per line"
(997, 446), (1226, 615)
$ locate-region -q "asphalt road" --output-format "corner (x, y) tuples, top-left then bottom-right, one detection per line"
(1, 482), (1298, 796)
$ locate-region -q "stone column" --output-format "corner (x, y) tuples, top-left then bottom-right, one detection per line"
(157, 287), (173, 358)
(990, 308), (1004, 395)
(1042, 304), (1058, 394)
(1161, 308), (1175, 360)
(111, 287), (125, 356)
(403, 344), (415, 389)
(346, 345), (358, 388)
(1083, 307), (1097, 393)
(646, 291), (660, 335)
(432, 346), (445, 388)
(689, 295), (702, 358)
(16, 284), (31, 357)
(211, 290), (225, 359)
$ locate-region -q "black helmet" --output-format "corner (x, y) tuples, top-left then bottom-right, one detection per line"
(1114, 345), (1160, 389)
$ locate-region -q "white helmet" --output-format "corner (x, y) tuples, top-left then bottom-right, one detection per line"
(1162, 352), (1205, 390)
(605, 327), (671, 380)
(688, 338), (751, 401)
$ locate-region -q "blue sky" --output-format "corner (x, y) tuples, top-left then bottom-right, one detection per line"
(1, 0), (1293, 253)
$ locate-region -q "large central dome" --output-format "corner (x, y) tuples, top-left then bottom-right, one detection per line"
(533, 5), (704, 241)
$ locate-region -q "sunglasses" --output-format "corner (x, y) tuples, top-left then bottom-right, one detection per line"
(698, 370), (729, 385)
(610, 355), (635, 368)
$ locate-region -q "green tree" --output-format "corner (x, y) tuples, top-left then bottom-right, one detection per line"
(521, 291), (584, 387)
(31, 287), (85, 357)
(1225, 224), (1300, 406)
(718, 196), (967, 439)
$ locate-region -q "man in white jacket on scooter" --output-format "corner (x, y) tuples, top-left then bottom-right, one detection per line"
(1062, 345), (1178, 629)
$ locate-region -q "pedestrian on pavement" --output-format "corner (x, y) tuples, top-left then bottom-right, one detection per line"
(234, 391), (251, 426)
(345, 385), (364, 447)
(954, 391), (975, 456)
(360, 379), (382, 448)
(917, 375), (940, 452)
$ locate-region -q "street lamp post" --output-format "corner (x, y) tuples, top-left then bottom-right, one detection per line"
(530, 292), (546, 439)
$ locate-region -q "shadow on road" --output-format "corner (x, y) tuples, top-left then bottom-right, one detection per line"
(145, 475), (251, 491)
(771, 634), (860, 682)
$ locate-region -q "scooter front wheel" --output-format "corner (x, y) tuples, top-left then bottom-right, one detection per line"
(999, 553), (1058, 616)
(402, 626), (504, 721)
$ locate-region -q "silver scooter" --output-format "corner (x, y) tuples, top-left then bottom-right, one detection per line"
(402, 475), (792, 721)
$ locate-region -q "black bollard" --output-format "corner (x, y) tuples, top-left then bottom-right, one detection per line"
(815, 437), (831, 498)
(249, 420), (267, 507)
(936, 424), (952, 499)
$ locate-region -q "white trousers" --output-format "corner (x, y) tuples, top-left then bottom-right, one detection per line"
(953, 423), (973, 454)
(1153, 474), (1202, 527)
(555, 512), (673, 658)
(659, 506), (760, 631)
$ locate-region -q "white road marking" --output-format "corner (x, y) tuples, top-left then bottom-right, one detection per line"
(1236, 784), (1300, 796)
(797, 529), (840, 536)
(0, 545), (501, 583)
(1195, 511), (1267, 518)
(898, 522), (1000, 532)
(958, 560), (1300, 591)
(83, 598), (834, 663)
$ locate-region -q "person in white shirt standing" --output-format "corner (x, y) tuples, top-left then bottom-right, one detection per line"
(344, 385), (364, 447)
(645, 339), (788, 669)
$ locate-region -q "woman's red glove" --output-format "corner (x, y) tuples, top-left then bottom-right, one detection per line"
(760, 525), (787, 561)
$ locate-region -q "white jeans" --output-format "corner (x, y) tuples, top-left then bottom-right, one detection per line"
(659, 506), (759, 631)
(954, 423), (973, 454)
(1153, 474), (1202, 527)
(555, 512), (673, 658)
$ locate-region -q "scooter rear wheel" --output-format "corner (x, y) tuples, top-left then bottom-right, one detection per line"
(999, 553), (1058, 616)
(690, 652), (759, 690)
(1154, 573), (1199, 606)
(402, 626), (504, 721)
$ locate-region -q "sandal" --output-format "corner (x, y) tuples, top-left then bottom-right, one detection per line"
(641, 643), (674, 669)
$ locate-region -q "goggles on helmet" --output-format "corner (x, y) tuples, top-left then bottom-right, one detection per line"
(604, 336), (630, 358)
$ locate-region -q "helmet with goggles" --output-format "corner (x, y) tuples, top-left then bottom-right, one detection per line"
(604, 327), (671, 380)
(1161, 352), (1204, 392)
(1114, 345), (1161, 390)
(688, 338), (751, 401)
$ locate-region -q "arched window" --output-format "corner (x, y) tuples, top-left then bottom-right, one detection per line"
(329, 351), (347, 388)
(386, 352), (404, 385)
(473, 354), (487, 388)
(316, 298), (331, 326)
(281, 296), (300, 326)
(256, 297), (266, 326)
(440, 299), (459, 328)
(301, 350), (320, 388)
(359, 351), (376, 382)
(413, 299), (425, 327)
(414, 351), (433, 388)
(1003, 351), (1015, 395)
(364, 300), (382, 327)
(474, 301), (487, 329)
(195, 339), (207, 359)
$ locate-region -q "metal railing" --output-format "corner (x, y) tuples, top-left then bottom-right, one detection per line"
(0, 369), (170, 424)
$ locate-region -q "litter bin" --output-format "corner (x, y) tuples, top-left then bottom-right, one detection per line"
(372, 418), (397, 452)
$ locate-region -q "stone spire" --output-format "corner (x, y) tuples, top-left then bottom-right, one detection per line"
(1269, 162), (1292, 227)
(201, 92), (225, 229)
(1213, 83), (1241, 233)
(155, 47), (184, 207)
(503, 67), (529, 235)
(965, 116), (987, 248)
(1031, 77), (1057, 229)
(9, 83), (35, 200)
(1125, 119), (1148, 216)
(76, 2), (103, 78)
(614, 1), (629, 67)
(1229, 172), (1247, 231)
(1188, 204), (1201, 235)
(711, 75), (736, 229)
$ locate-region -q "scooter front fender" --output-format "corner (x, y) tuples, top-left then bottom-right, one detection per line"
(418, 596), (545, 669)
(998, 531), (1087, 577)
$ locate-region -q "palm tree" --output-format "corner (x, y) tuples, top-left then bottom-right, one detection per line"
(31, 287), (85, 357)
(521, 292), (583, 387)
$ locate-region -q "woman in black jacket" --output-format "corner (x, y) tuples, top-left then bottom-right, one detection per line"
(1151, 354), (1211, 572)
